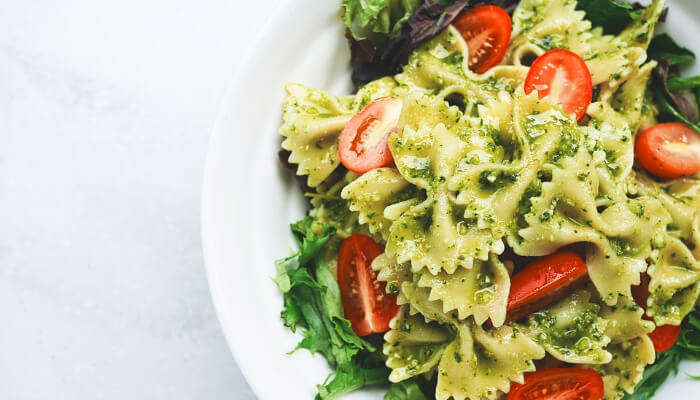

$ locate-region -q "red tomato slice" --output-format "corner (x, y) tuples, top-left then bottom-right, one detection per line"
(507, 368), (605, 400)
(648, 324), (682, 353)
(524, 49), (593, 121)
(631, 273), (682, 353)
(506, 251), (588, 323)
(452, 5), (512, 74)
(338, 97), (402, 174)
(337, 234), (399, 336)
(635, 122), (700, 179)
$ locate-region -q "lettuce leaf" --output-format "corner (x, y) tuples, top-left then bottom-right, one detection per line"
(316, 353), (390, 400)
(384, 380), (430, 400)
(343, 0), (422, 41)
(575, 0), (641, 35)
(274, 217), (374, 368)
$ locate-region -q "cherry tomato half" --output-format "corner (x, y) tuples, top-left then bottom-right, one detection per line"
(635, 122), (700, 179)
(452, 5), (512, 74)
(338, 97), (402, 174)
(337, 234), (399, 336)
(524, 49), (593, 121)
(631, 273), (682, 353)
(506, 251), (588, 323)
(507, 368), (605, 400)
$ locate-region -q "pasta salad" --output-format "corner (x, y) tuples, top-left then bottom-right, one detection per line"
(273, 1), (700, 399)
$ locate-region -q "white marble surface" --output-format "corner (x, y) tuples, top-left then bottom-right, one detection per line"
(0, 1), (272, 398)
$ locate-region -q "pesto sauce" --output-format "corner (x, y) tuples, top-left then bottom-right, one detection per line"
(529, 306), (605, 356)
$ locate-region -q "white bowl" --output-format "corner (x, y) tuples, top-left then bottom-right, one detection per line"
(202, 0), (700, 398)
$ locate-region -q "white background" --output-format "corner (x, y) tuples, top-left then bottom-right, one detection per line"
(0, 0), (268, 398)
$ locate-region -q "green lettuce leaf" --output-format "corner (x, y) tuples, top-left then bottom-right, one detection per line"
(274, 217), (374, 368)
(576, 0), (641, 35)
(343, 0), (421, 40)
(384, 380), (430, 400)
(316, 356), (390, 400)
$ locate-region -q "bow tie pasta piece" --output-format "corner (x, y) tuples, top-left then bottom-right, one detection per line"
(341, 168), (423, 240)
(280, 83), (354, 187)
(435, 322), (544, 400)
(416, 254), (510, 326)
(630, 174), (700, 325)
(589, 296), (656, 400)
(639, 176), (700, 249)
(450, 90), (576, 232)
(588, 336), (656, 400)
(386, 94), (505, 274)
(373, 253), (413, 308)
(384, 308), (455, 383)
(308, 171), (360, 238)
(600, 295), (655, 344)
(395, 26), (472, 93)
(280, 78), (398, 187)
(520, 289), (612, 365)
(647, 237), (700, 325)
(401, 278), (456, 325)
(374, 252), (456, 324)
(590, 60), (657, 133)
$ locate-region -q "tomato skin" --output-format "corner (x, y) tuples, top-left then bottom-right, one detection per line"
(337, 234), (399, 336)
(452, 5), (512, 74)
(635, 122), (700, 179)
(631, 273), (682, 353)
(506, 251), (588, 323)
(506, 368), (605, 400)
(648, 324), (681, 353)
(338, 97), (402, 174)
(524, 49), (593, 121)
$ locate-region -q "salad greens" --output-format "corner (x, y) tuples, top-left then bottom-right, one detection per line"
(343, 0), (422, 42)
(648, 33), (695, 66)
(274, 217), (372, 368)
(648, 33), (700, 132)
(384, 380), (430, 400)
(575, 0), (642, 35)
(622, 310), (700, 400)
(275, 216), (432, 399)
